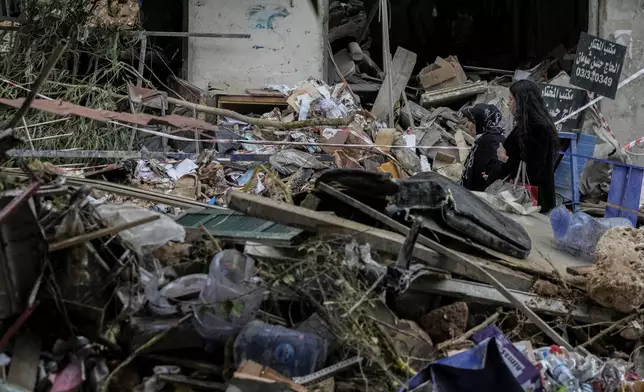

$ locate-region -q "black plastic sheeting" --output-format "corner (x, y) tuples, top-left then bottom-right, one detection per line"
(393, 172), (532, 259)
(316, 169), (532, 259)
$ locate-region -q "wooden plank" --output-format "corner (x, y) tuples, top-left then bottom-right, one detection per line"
(228, 190), (436, 258)
(371, 47), (417, 121)
(410, 278), (616, 323)
(245, 89), (286, 98)
(217, 95), (287, 106)
(228, 191), (535, 291)
(7, 332), (41, 390)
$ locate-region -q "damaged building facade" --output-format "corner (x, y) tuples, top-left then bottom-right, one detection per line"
(180, 0), (644, 152)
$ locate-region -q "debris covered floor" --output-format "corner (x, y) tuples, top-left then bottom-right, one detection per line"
(0, 1), (643, 392)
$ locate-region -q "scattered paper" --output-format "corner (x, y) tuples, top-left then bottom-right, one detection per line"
(322, 128), (339, 139)
(420, 155), (432, 172)
(403, 133), (416, 150)
(297, 94), (313, 121)
(166, 159), (197, 182)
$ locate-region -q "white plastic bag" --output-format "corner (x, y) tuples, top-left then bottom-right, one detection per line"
(95, 204), (185, 254)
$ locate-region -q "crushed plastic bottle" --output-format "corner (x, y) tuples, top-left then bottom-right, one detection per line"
(544, 355), (580, 392)
(234, 320), (328, 378)
(549, 206), (633, 261)
(193, 250), (264, 340)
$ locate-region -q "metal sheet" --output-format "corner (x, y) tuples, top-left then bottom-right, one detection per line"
(0, 98), (219, 131)
(176, 208), (304, 245)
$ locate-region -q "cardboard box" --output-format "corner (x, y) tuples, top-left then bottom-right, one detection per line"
(419, 56), (467, 90)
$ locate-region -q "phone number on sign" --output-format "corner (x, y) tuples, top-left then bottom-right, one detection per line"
(575, 67), (614, 87)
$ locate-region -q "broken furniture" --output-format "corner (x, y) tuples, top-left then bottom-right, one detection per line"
(555, 131), (597, 212)
(558, 143), (644, 225)
(605, 160), (644, 226)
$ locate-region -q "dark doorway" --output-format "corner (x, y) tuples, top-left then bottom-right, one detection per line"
(139, 0), (185, 84)
(363, 0), (589, 73)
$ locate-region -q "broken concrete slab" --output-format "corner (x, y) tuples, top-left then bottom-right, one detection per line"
(587, 227), (644, 313)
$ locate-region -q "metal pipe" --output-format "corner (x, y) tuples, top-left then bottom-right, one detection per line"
(127, 31), (250, 39)
(462, 65), (515, 75)
(6, 149), (198, 160)
(136, 34), (147, 88)
(6, 149), (337, 162)
(49, 215), (160, 252)
(1, 39), (68, 131)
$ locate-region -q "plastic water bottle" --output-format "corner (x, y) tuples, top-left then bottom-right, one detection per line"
(550, 206), (633, 261)
(545, 355), (580, 391)
(234, 320), (328, 377)
(193, 250), (264, 340)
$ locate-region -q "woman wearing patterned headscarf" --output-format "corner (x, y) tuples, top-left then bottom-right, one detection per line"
(459, 103), (506, 191)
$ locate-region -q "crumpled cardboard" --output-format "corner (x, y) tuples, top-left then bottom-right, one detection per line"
(419, 56), (467, 91)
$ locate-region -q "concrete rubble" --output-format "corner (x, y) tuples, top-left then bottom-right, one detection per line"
(0, 1), (642, 392)
(587, 227), (644, 313)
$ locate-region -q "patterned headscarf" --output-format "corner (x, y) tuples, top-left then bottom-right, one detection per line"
(459, 104), (503, 136)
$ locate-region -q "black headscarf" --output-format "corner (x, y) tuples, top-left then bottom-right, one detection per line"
(459, 104), (506, 192)
(459, 104), (504, 136)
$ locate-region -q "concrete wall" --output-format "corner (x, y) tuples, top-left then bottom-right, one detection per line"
(187, 0), (324, 94)
(598, 0), (644, 156)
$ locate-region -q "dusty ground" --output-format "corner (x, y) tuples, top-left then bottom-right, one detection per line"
(587, 227), (644, 313)
(420, 301), (468, 343)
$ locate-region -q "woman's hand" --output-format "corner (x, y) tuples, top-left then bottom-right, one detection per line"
(497, 143), (508, 163)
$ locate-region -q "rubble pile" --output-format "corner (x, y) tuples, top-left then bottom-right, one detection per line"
(0, 2), (643, 391)
(587, 227), (644, 313)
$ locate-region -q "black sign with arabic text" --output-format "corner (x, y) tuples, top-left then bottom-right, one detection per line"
(540, 84), (588, 132)
(570, 32), (626, 99)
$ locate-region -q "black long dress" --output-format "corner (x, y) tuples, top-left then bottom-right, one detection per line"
(461, 130), (506, 192)
(487, 125), (558, 213)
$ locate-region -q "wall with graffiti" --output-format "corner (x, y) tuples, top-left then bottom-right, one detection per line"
(188, 0), (324, 93)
